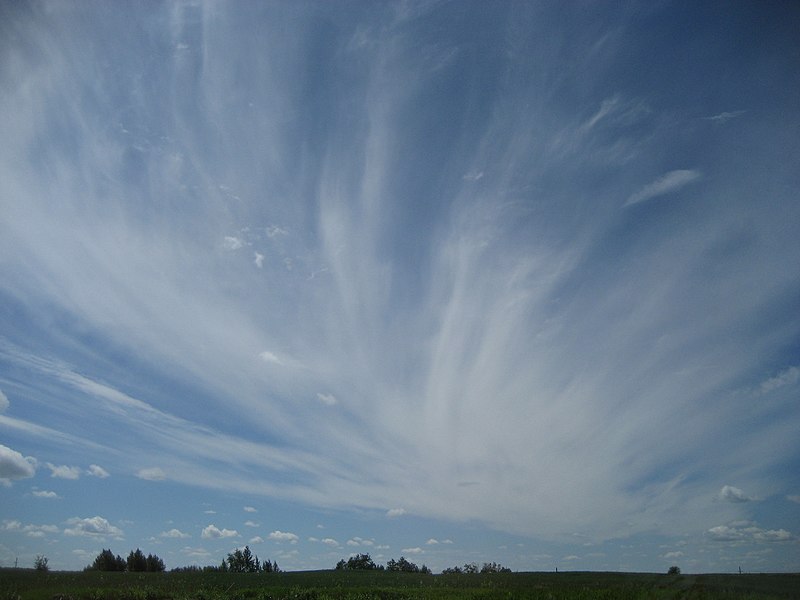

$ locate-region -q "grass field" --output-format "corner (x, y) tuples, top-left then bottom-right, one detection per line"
(1, 569), (798, 600)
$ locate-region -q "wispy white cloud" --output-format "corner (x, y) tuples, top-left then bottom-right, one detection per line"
(386, 508), (406, 518)
(705, 110), (746, 124)
(244, 520), (259, 528)
(3, 520), (59, 537)
(243, 506), (257, 513)
(625, 169), (701, 206)
(223, 236), (244, 250)
(136, 467), (166, 481)
(401, 547), (423, 554)
(0, 389), (8, 412)
(316, 392), (337, 406)
(760, 366), (799, 394)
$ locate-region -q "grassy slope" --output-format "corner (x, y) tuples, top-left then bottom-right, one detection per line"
(1, 569), (798, 600)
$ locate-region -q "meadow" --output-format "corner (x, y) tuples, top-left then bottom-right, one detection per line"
(1, 569), (798, 600)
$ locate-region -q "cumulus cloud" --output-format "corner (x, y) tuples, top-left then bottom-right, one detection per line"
(662, 551), (683, 559)
(719, 485), (753, 503)
(3, 520), (59, 537)
(254, 252), (265, 268)
(321, 538), (339, 547)
(201, 524), (239, 539)
(244, 520), (259, 527)
(707, 522), (792, 543)
(0, 444), (36, 484)
(32, 490), (59, 499)
(624, 169), (701, 206)
(243, 506), (257, 513)
(760, 366), (799, 394)
(386, 508), (406, 518)
(64, 516), (123, 538)
(268, 530), (299, 543)
(0, 389), (8, 412)
(160, 528), (190, 538)
(426, 538), (439, 545)
(46, 463), (81, 479)
(316, 392), (337, 406)
(87, 464), (110, 478)
(250, 536), (264, 544)
(136, 467), (166, 481)
(401, 547), (423, 554)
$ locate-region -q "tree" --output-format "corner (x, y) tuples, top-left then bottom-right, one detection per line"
(127, 549), (147, 572)
(463, 562), (478, 574)
(89, 549), (126, 572)
(386, 556), (419, 573)
(146, 553), (165, 572)
(480, 562), (511, 574)
(334, 553), (381, 570)
(667, 565), (681, 575)
(225, 546), (268, 573)
(34, 555), (49, 572)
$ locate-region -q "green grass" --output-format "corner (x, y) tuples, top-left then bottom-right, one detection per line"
(1, 569), (797, 600)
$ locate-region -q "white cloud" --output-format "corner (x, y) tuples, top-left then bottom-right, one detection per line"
(250, 536), (264, 544)
(259, 351), (283, 365)
(32, 490), (59, 499)
(243, 506), (257, 513)
(266, 225), (288, 238)
(244, 520), (259, 527)
(136, 467), (166, 481)
(760, 366), (799, 394)
(719, 485), (753, 503)
(462, 172), (484, 182)
(201, 525), (239, 539)
(425, 538), (439, 545)
(161, 528), (190, 539)
(346, 539), (359, 546)
(254, 252), (265, 268)
(0, 389), (8, 412)
(64, 516), (123, 538)
(223, 236), (244, 250)
(707, 522), (793, 543)
(268, 530), (299, 544)
(706, 110), (746, 124)
(0, 444), (36, 483)
(662, 551), (683, 559)
(46, 462), (81, 479)
(562, 555), (579, 561)
(87, 464), (110, 478)
(442, 539), (453, 544)
(624, 169), (701, 206)
(3, 520), (59, 537)
(316, 392), (337, 406)
(321, 538), (339, 547)
(401, 547), (423, 554)
(787, 495), (800, 504)
(386, 508), (406, 518)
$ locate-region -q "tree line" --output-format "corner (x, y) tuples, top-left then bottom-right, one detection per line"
(86, 549), (165, 572)
(334, 553), (511, 575)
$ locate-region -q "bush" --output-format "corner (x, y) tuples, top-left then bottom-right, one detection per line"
(668, 565), (681, 575)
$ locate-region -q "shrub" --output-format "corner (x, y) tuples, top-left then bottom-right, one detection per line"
(667, 565), (681, 575)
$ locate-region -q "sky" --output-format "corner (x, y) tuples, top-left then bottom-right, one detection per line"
(1, 0), (799, 574)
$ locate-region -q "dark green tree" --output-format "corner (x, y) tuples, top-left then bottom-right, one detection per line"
(34, 555), (49, 572)
(335, 553), (381, 570)
(386, 556), (419, 573)
(146, 553), (165, 572)
(89, 549), (126, 572)
(480, 562), (512, 574)
(225, 546), (262, 573)
(127, 549), (147, 572)
(668, 565), (681, 575)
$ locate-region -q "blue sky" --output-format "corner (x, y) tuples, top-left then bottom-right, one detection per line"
(1, 1), (799, 573)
